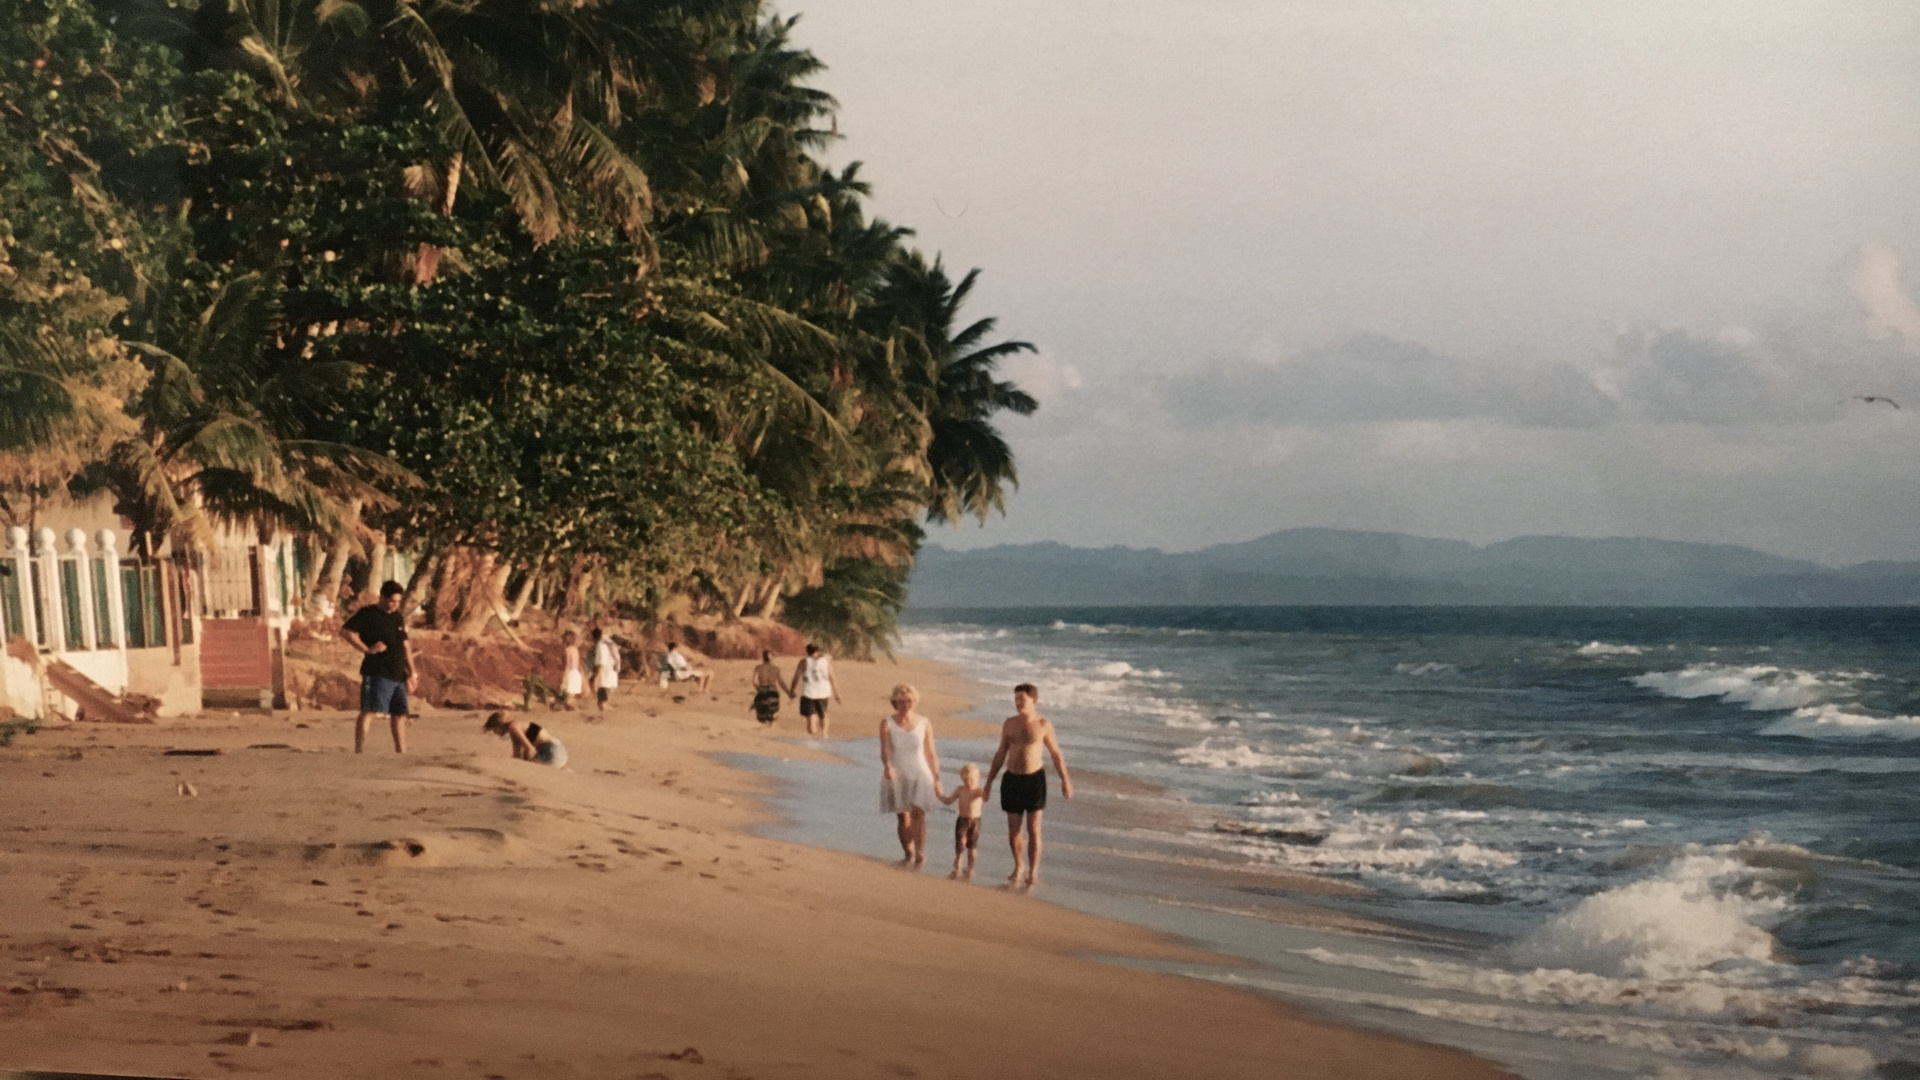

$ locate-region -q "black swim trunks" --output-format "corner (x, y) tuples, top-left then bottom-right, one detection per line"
(954, 816), (981, 852)
(1000, 769), (1047, 814)
(752, 687), (781, 724)
(799, 696), (830, 718)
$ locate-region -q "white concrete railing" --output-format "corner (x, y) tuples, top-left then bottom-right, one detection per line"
(0, 527), (138, 716)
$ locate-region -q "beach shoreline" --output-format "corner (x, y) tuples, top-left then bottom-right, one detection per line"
(0, 651), (1510, 1080)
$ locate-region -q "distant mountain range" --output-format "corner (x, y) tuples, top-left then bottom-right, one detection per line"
(906, 529), (1920, 607)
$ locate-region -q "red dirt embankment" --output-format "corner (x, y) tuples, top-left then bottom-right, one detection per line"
(284, 614), (806, 711)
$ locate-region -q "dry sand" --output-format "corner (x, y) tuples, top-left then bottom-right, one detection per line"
(0, 654), (1511, 1080)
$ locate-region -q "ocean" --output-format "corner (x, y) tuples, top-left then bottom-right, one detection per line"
(744, 607), (1920, 1079)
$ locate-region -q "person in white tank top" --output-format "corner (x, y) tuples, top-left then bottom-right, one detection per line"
(787, 643), (841, 736)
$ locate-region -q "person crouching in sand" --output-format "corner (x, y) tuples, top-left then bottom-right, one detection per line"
(937, 763), (987, 878)
(483, 711), (568, 767)
(984, 683), (1072, 887)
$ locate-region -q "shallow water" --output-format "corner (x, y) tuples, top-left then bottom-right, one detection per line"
(747, 607), (1920, 1079)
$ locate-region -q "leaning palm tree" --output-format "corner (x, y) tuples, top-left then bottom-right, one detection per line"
(72, 274), (411, 557)
(864, 252), (1037, 524)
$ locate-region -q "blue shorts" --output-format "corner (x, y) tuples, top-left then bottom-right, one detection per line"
(535, 739), (567, 767)
(360, 675), (409, 717)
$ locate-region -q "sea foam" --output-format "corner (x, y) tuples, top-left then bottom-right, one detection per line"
(1577, 641), (1646, 657)
(1760, 704), (1920, 740)
(1629, 664), (1849, 711)
(1511, 853), (1787, 981)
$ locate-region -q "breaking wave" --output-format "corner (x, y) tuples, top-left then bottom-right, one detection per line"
(1629, 664), (1863, 712)
(1761, 704), (1920, 741)
(1577, 641), (1646, 657)
(1511, 851), (1787, 981)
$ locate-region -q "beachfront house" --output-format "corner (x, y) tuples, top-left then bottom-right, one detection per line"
(0, 499), (301, 721)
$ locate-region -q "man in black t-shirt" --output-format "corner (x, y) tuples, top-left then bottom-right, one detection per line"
(343, 580), (416, 753)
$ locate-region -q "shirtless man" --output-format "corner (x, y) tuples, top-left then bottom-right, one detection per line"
(983, 683), (1072, 886)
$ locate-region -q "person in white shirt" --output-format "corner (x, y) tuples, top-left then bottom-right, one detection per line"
(590, 627), (621, 711)
(661, 641), (712, 692)
(787, 643), (841, 736)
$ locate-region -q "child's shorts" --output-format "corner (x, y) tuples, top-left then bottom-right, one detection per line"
(954, 816), (981, 852)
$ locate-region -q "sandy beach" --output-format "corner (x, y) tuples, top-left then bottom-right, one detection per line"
(0, 653), (1510, 1080)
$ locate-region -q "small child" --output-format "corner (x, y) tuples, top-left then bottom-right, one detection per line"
(937, 763), (988, 878)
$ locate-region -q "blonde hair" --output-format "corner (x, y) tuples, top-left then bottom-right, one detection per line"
(960, 763), (980, 781)
(889, 683), (919, 703)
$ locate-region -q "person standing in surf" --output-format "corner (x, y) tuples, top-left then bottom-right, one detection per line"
(983, 683), (1072, 887)
(788, 643), (841, 736)
(879, 683), (942, 865)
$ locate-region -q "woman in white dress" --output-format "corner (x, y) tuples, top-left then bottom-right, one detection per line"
(560, 630), (585, 709)
(878, 683), (943, 865)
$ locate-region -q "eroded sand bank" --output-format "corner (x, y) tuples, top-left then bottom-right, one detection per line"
(0, 654), (1509, 1080)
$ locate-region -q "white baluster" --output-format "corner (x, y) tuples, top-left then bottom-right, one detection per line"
(65, 528), (94, 650)
(36, 527), (63, 655)
(6, 526), (31, 645)
(97, 529), (126, 653)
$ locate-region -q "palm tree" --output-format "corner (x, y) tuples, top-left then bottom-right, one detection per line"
(647, 14), (840, 268)
(864, 252), (1037, 524)
(73, 274), (410, 556)
(119, 0), (753, 251)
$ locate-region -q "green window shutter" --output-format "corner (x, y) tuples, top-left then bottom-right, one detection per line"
(1, 567), (23, 643)
(122, 564), (146, 649)
(90, 558), (113, 648)
(142, 567), (167, 647)
(175, 562), (195, 644)
(60, 560), (85, 649)
(29, 564), (46, 646)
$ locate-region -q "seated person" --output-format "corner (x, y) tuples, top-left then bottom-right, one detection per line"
(483, 711), (568, 767)
(660, 642), (713, 692)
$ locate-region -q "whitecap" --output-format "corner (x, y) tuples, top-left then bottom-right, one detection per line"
(1760, 704), (1920, 740)
(1577, 641), (1646, 657)
(1801, 1045), (1879, 1076)
(1629, 664), (1855, 712)
(1174, 739), (1292, 770)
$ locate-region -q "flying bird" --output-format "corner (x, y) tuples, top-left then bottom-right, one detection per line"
(1849, 395), (1901, 409)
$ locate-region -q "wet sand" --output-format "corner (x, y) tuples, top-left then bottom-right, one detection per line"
(0, 654), (1510, 1079)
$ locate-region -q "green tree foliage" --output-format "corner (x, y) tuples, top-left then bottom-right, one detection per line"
(0, 0), (172, 505)
(1, 0), (1037, 653)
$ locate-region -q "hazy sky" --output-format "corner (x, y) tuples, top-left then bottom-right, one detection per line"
(789, 0), (1920, 564)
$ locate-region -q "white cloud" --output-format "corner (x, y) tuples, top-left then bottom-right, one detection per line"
(1850, 244), (1920, 353)
(1160, 334), (1614, 428)
(1151, 267), (1920, 432)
